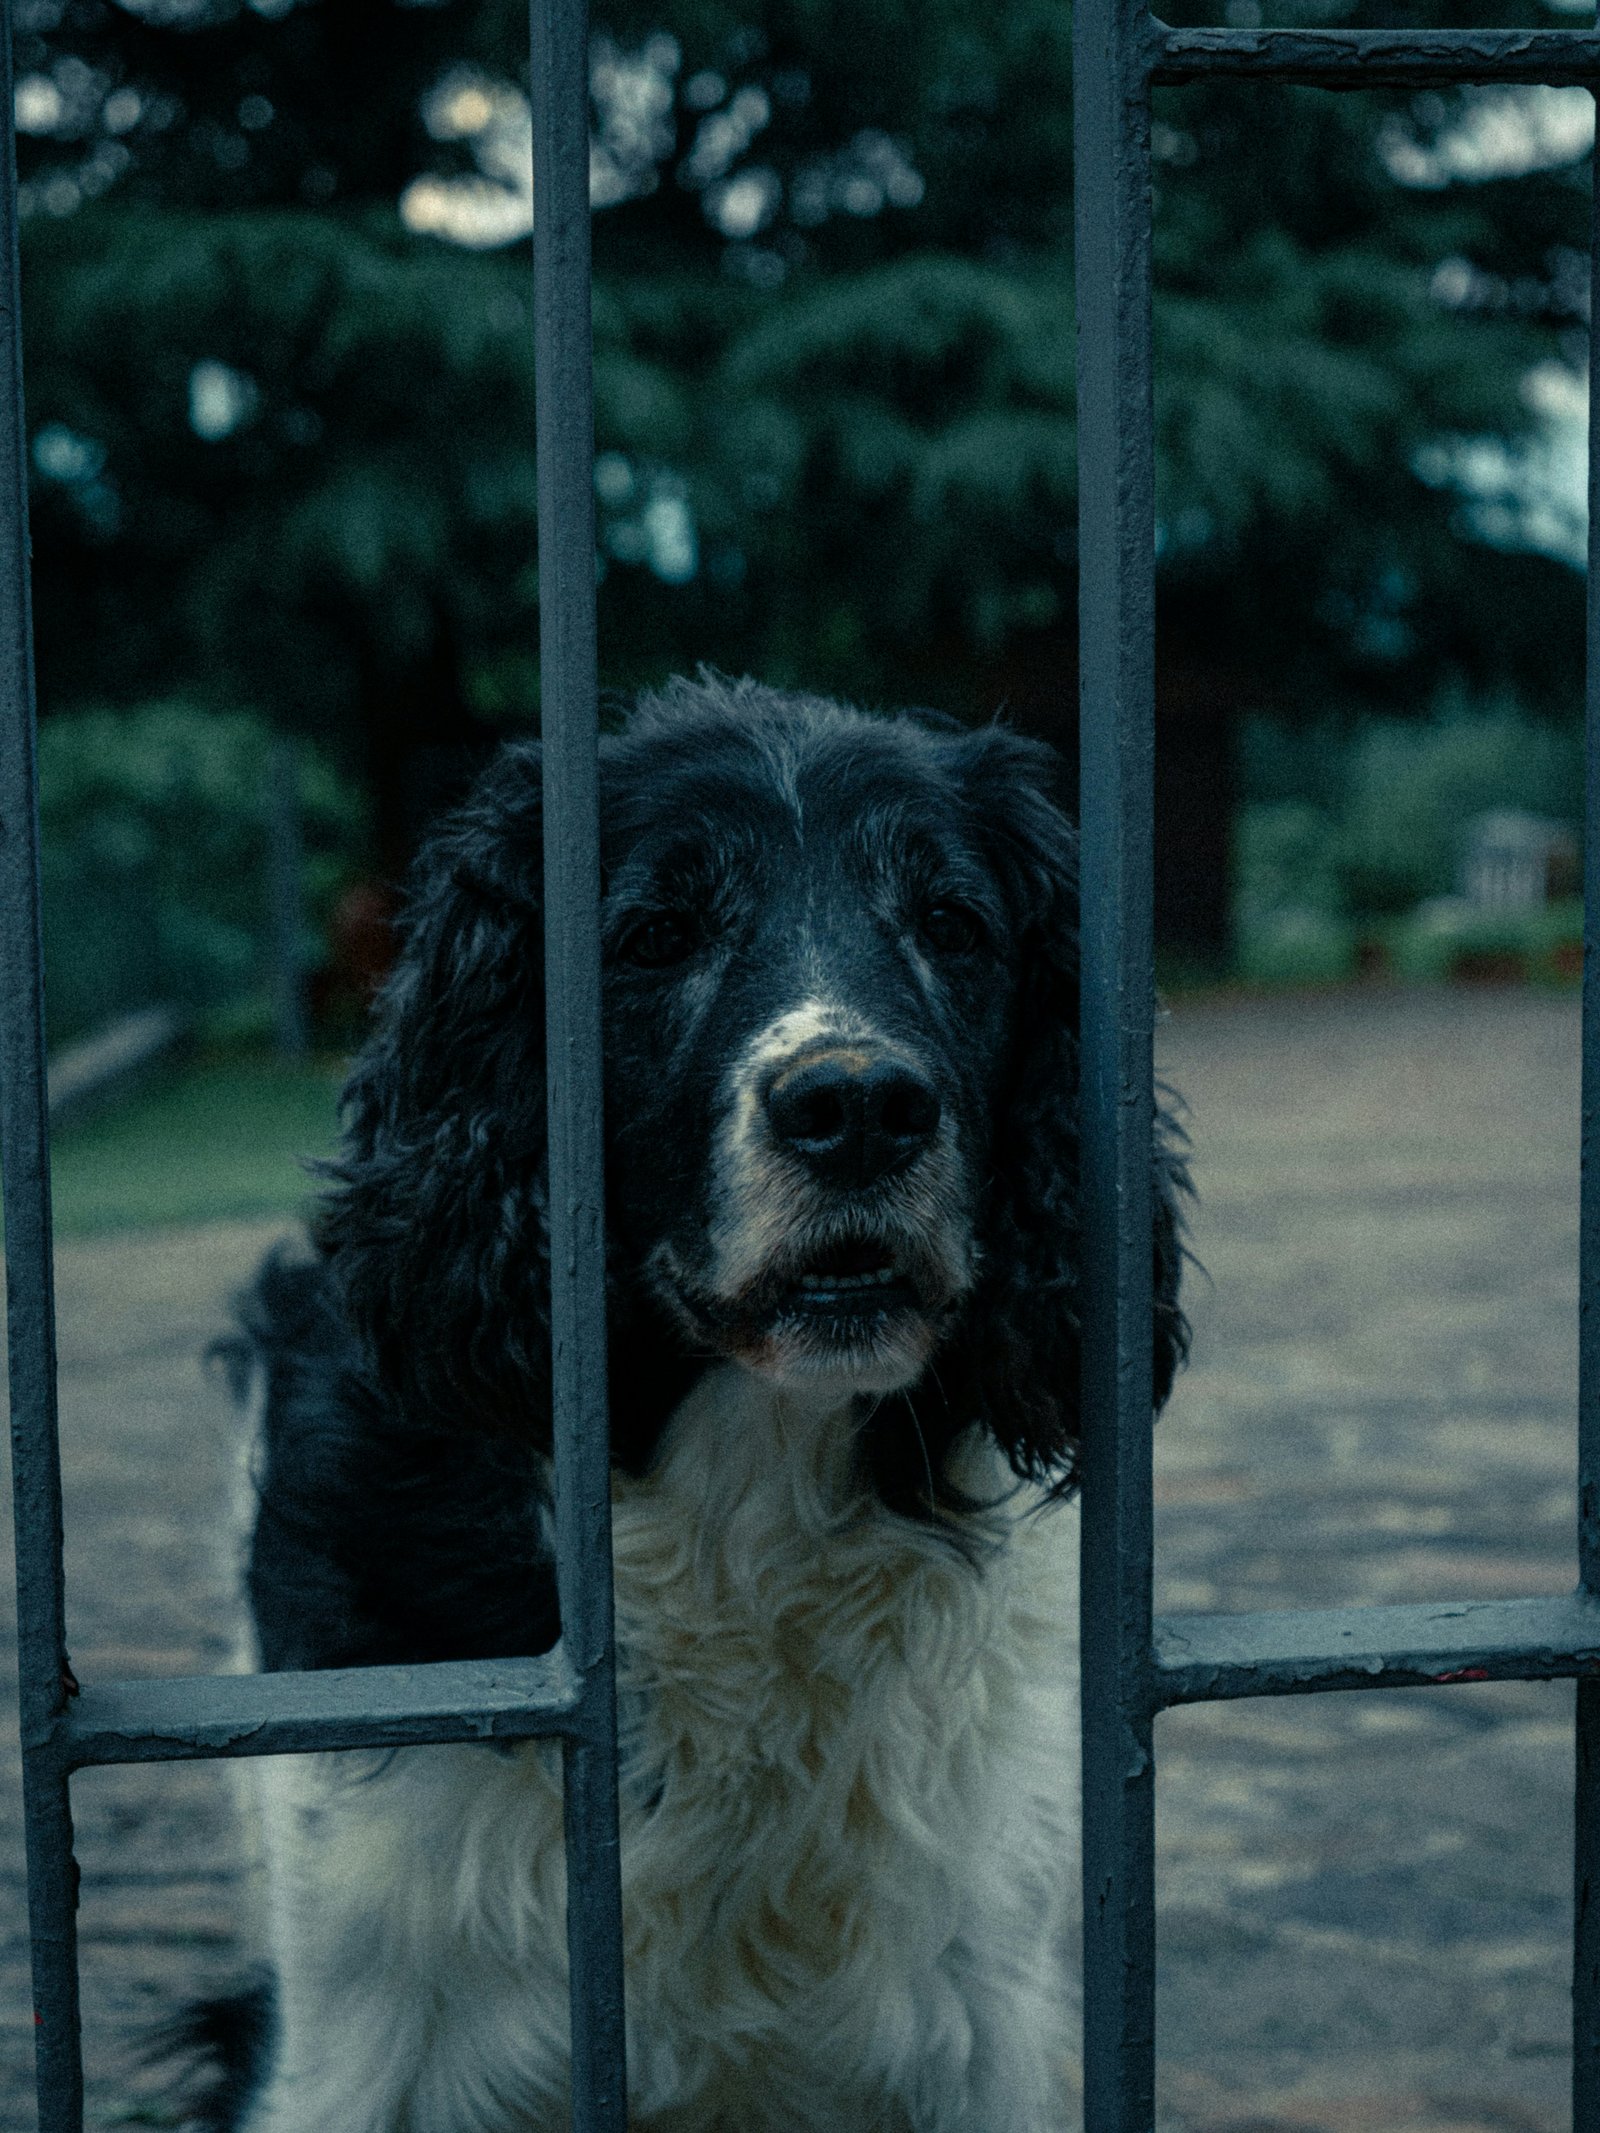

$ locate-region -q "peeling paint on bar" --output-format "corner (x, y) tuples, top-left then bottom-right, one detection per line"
(1154, 1595), (1600, 1707)
(0, 0), (85, 2118)
(1574, 138), (1600, 2133)
(1154, 24), (1600, 85)
(57, 1652), (582, 1767)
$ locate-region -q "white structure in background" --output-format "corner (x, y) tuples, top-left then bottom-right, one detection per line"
(1380, 81), (1596, 189)
(1391, 80), (1594, 568)
(397, 37), (924, 255)
(401, 39), (687, 248)
(401, 66), (538, 249)
(1458, 810), (1578, 910)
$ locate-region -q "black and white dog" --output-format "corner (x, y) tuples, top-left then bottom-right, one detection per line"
(197, 674), (1187, 2132)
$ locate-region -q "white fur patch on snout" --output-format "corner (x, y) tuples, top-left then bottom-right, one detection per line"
(703, 998), (973, 1360)
(711, 997), (886, 1295)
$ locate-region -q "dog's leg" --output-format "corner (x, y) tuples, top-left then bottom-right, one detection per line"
(235, 1744), (572, 2133)
(931, 1514), (1081, 2133)
(241, 1973), (571, 2133)
(958, 1969), (1077, 2133)
(231, 1754), (411, 2132)
(885, 1944), (1072, 2133)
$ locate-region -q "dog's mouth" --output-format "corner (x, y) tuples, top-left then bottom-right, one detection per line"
(782, 1236), (918, 1317)
(714, 1226), (959, 1390)
(649, 1224), (957, 1384)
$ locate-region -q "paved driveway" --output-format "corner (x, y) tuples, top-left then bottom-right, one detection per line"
(0, 987), (1584, 2129)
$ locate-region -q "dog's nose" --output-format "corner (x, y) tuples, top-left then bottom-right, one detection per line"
(766, 1053), (941, 1187)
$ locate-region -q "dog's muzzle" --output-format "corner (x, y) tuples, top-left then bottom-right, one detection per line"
(651, 1019), (974, 1391)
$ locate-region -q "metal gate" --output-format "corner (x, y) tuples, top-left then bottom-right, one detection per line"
(5, 0), (1600, 2129)
(0, 0), (628, 2127)
(1073, 2), (1600, 2127)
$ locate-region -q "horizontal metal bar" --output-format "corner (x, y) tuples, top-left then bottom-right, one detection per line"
(1152, 21), (1600, 85)
(1155, 1592), (1600, 1706)
(50, 1650), (581, 1768)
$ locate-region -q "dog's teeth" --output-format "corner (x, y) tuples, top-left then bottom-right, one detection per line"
(797, 1266), (896, 1292)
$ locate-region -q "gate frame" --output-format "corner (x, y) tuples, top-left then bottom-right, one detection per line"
(1074, 6), (1600, 2126)
(1, 1), (629, 2127)
(5, 0), (1600, 2127)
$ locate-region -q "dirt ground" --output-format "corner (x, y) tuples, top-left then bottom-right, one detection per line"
(0, 985), (1586, 2130)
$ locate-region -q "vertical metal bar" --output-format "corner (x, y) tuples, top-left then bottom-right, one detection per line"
(0, 3), (85, 2126)
(528, 1), (629, 2127)
(1579, 1690), (1600, 2131)
(1574, 131), (1600, 2133)
(1073, 0), (1158, 2124)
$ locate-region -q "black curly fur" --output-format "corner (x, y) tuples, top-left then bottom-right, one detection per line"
(313, 743), (555, 1446)
(147, 1976), (274, 2131)
(185, 677), (1188, 2123)
(238, 1249), (562, 1671)
(308, 684), (1183, 1501)
(237, 680), (1188, 1668)
(212, 674), (1193, 1656)
(868, 722), (1189, 1507)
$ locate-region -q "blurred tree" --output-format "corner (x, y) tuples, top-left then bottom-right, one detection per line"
(13, 0), (1591, 944)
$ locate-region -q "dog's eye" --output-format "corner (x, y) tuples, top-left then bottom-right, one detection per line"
(919, 902), (985, 956)
(618, 913), (697, 969)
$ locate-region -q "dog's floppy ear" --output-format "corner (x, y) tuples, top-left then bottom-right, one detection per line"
(883, 724), (1188, 1509)
(315, 743), (553, 1441)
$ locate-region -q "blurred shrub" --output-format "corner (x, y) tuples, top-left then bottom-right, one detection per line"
(1385, 895), (1582, 985)
(1338, 693), (1580, 917)
(38, 703), (366, 1046)
(1236, 905), (1359, 988)
(1235, 800), (1344, 918)
(1233, 801), (1355, 984)
(1235, 694), (1581, 984)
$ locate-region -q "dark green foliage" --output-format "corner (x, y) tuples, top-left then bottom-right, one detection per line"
(1235, 696), (1584, 982)
(38, 703), (365, 1043)
(26, 207), (540, 733)
(1150, 67), (1587, 719)
(13, 0), (1591, 868)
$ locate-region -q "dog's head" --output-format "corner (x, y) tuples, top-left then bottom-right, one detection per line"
(320, 675), (1186, 1508)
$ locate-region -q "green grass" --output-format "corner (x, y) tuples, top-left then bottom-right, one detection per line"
(48, 1054), (345, 1236)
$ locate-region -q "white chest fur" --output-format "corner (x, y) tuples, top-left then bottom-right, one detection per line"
(246, 1368), (1082, 2133)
